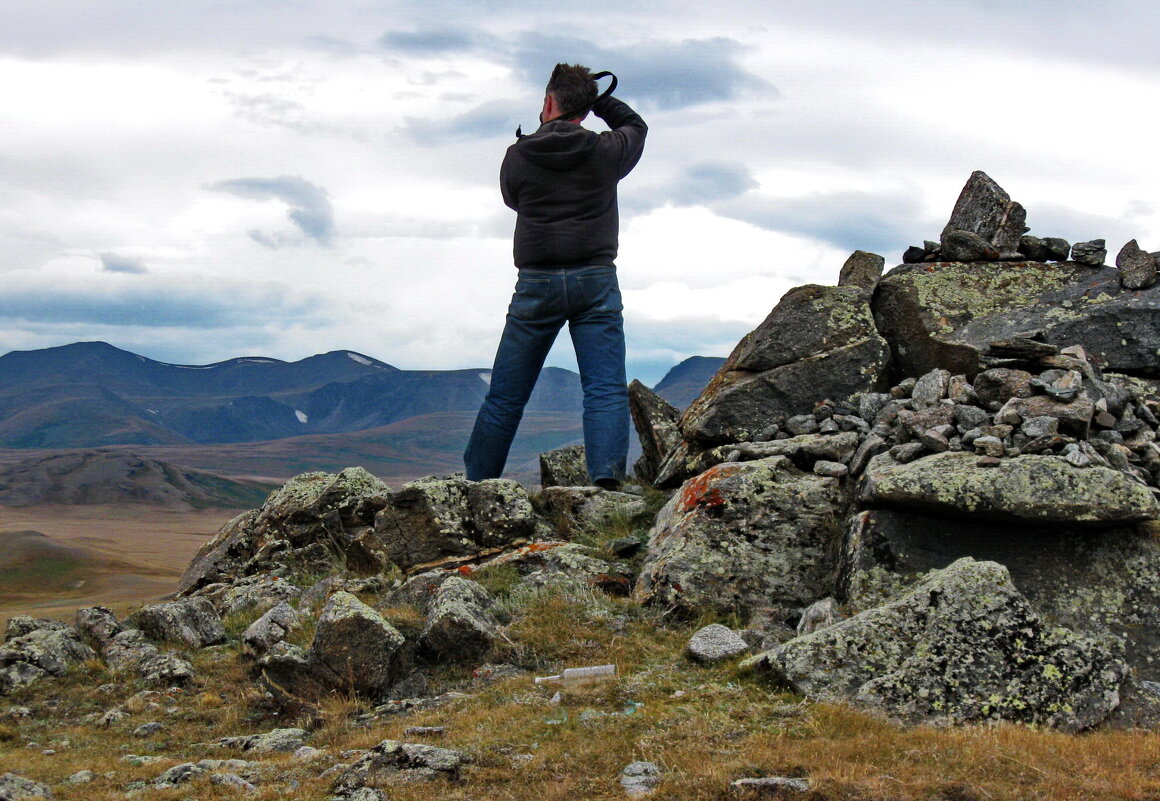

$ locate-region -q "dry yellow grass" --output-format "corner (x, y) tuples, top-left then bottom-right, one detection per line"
(2, 584), (1158, 801)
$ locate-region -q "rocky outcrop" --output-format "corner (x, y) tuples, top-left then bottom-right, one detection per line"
(743, 558), (1127, 732)
(635, 457), (844, 621)
(838, 509), (1160, 681)
(178, 467), (391, 595)
(373, 475), (536, 572)
(0, 621), (95, 695)
(873, 259), (1160, 379)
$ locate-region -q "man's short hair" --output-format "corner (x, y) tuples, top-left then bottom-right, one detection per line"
(546, 63), (597, 119)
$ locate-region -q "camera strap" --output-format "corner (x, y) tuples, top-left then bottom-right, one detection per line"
(516, 71), (617, 139)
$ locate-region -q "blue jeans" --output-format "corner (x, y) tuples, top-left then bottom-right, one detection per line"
(465, 265), (629, 483)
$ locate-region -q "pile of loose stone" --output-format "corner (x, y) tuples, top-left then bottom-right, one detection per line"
(732, 340), (1160, 494)
(640, 338), (1160, 499)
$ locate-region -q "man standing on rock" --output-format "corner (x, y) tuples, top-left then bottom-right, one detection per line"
(464, 63), (647, 488)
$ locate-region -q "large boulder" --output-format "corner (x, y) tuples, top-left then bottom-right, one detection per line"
(373, 476), (536, 572)
(859, 451), (1159, 525)
(634, 457), (844, 621)
(743, 558), (1128, 732)
(178, 468), (390, 595)
(873, 260), (1160, 379)
(838, 509), (1160, 681)
(419, 576), (499, 663)
(679, 285), (889, 446)
(133, 597), (227, 649)
(308, 591), (405, 696)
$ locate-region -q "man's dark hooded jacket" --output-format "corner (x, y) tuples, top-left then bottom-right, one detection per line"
(501, 95), (647, 270)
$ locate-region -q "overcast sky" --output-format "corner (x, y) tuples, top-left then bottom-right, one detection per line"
(2, 1), (1158, 385)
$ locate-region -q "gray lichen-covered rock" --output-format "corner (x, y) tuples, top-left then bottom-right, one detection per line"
(537, 485), (651, 539)
(309, 591), (404, 695)
(837, 250), (885, 292)
(685, 624), (750, 663)
(1117, 239), (1157, 290)
(75, 606), (122, 651)
(178, 468), (390, 595)
(419, 576), (499, 663)
(730, 777), (811, 797)
(216, 727), (310, 753)
(679, 285), (889, 446)
(539, 444), (589, 487)
(838, 509), (1160, 681)
(797, 597), (842, 636)
(102, 629), (195, 685)
(743, 558), (1128, 731)
(133, 597), (226, 649)
(635, 457), (844, 620)
(620, 761), (663, 797)
(4, 616), (68, 642)
(242, 600), (299, 658)
(217, 575), (302, 618)
(0, 772), (55, 800)
(872, 259), (1160, 379)
(628, 379), (682, 484)
(1072, 239), (1107, 266)
(859, 451), (1159, 525)
(331, 739), (472, 794)
(0, 662), (48, 696)
(374, 475), (535, 572)
(0, 625), (95, 678)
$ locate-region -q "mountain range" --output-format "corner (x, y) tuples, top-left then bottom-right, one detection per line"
(0, 342), (724, 495)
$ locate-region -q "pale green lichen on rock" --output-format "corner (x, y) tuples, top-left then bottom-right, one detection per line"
(748, 558), (1128, 731)
(900, 262), (1080, 335)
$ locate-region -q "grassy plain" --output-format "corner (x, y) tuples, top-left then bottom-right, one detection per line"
(0, 505), (234, 628)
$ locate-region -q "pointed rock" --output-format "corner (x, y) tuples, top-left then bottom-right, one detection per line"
(628, 380), (682, 484)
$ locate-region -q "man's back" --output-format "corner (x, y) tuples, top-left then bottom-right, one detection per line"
(501, 96), (647, 270)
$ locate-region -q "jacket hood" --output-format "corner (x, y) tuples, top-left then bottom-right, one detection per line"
(517, 121), (599, 171)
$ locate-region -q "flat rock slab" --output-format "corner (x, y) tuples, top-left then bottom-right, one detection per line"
(686, 623), (750, 663)
(743, 558), (1127, 731)
(873, 260), (1160, 378)
(860, 451), (1159, 525)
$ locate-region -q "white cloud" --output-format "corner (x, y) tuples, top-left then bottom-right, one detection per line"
(1, 1), (1158, 382)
